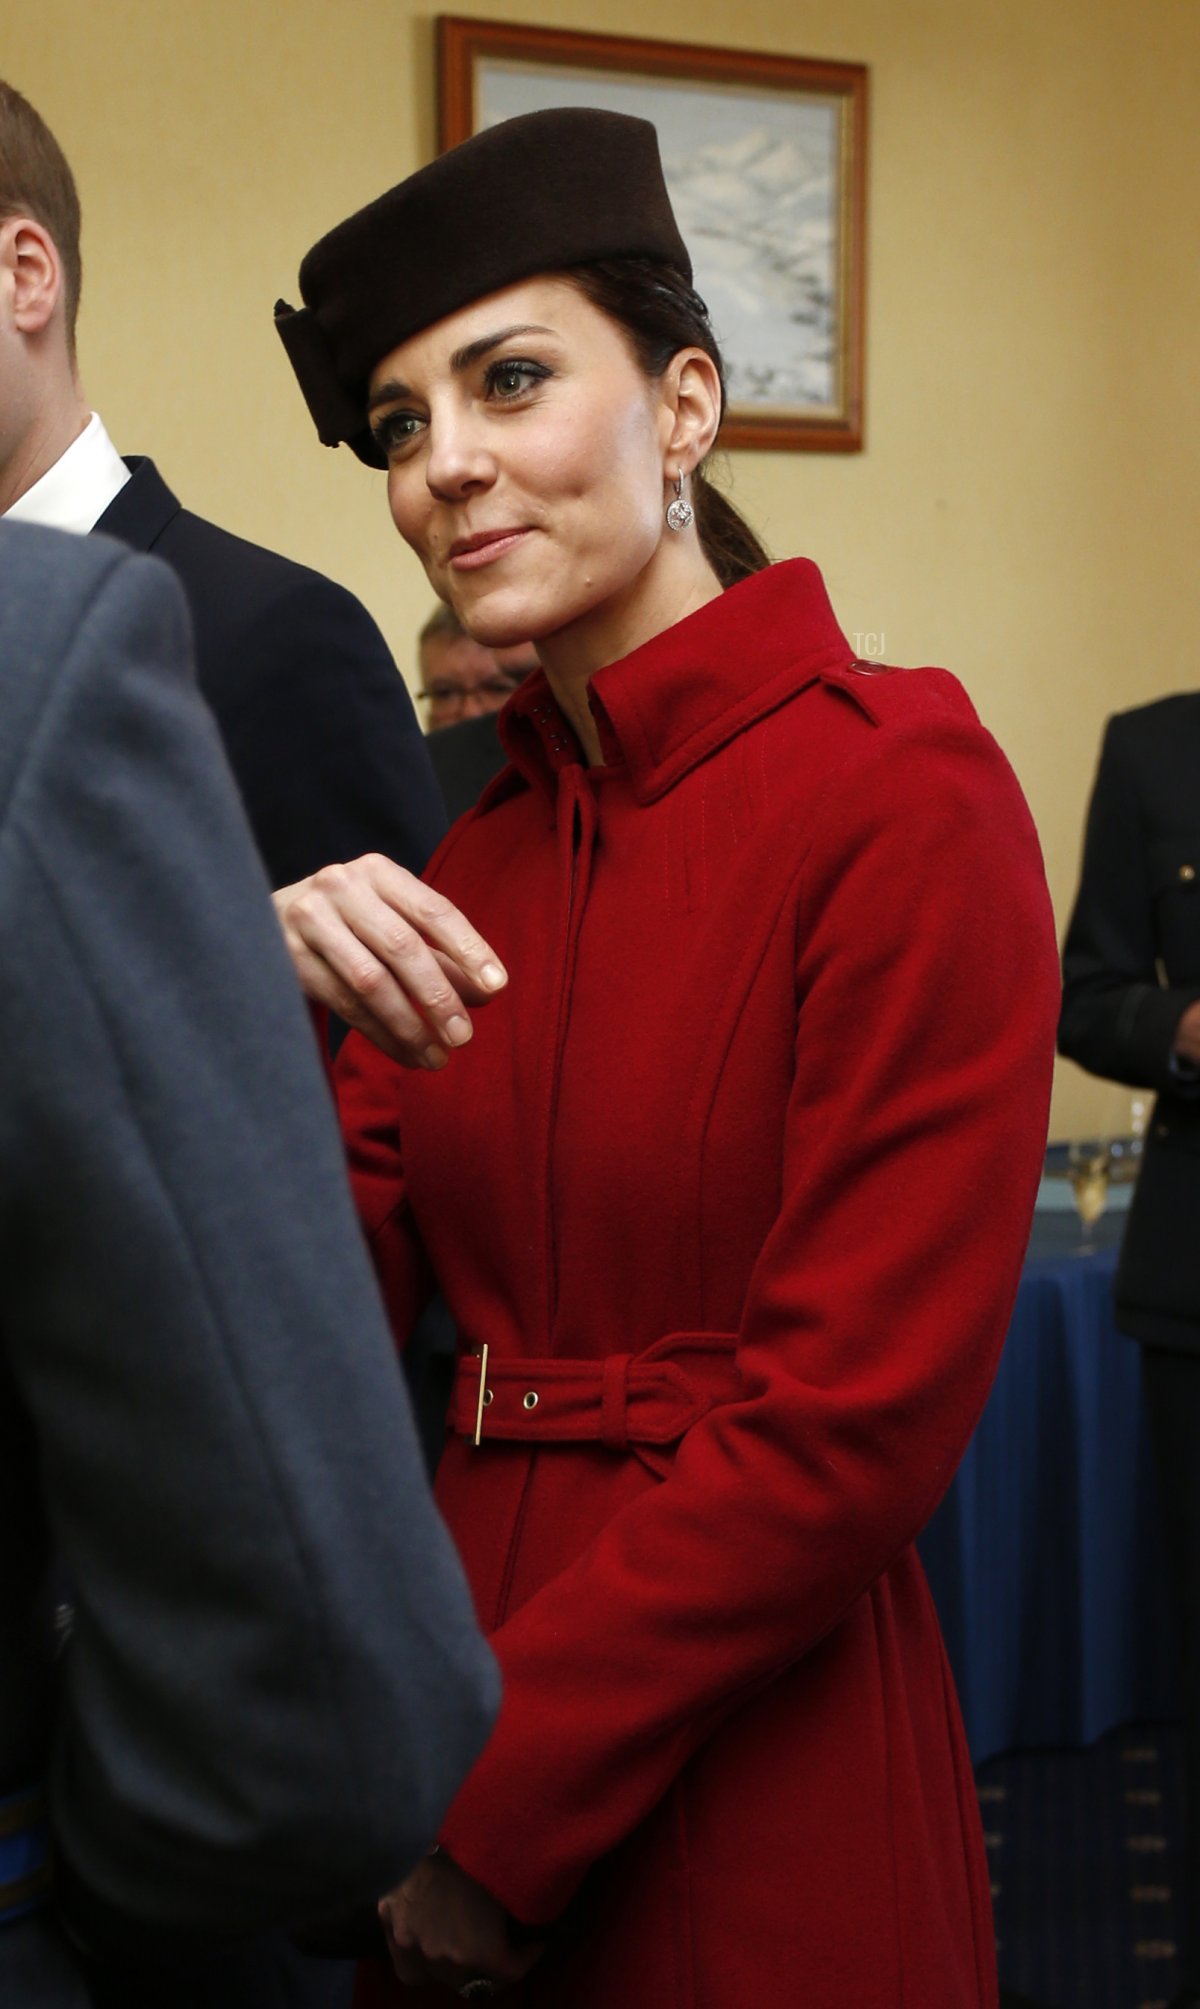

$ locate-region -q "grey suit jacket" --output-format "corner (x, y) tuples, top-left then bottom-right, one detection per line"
(0, 523), (497, 2003)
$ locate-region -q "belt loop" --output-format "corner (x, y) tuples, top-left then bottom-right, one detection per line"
(600, 1354), (631, 1451)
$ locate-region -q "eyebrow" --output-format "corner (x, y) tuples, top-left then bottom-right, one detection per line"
(367, 324), (558, 413)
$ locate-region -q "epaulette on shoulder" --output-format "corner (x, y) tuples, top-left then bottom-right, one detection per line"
(818, 660), (981, 735)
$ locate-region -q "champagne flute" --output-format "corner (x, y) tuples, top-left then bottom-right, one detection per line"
(1067, 1138), (1111, 1250)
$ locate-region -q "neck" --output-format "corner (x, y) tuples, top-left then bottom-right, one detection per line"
(0, 368), (90, 515)
(538, 536), (723, 766)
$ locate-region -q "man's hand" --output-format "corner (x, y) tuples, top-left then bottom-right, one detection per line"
(273, 854), (507, 1068)
(378, 1852), (542, 1993)
(1173, 999), (1200, 1070)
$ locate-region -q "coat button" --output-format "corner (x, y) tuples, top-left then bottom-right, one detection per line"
(1156, 1122), (1170, 1139)
(523, 1390), (539, 1410)
(482, 1389), (493, 1407)
(1181, 865), (1196, 882)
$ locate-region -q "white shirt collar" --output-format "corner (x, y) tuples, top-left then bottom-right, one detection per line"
(3, 413), (131, 536)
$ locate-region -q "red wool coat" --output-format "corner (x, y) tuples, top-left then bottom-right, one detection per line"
(341, 560), (1059, 2009)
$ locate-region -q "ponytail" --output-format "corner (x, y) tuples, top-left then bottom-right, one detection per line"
(693, 466), (770, 591)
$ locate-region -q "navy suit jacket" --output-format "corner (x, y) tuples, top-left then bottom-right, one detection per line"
(0, 523), (496, 2005)
(426, 714), (508, 825)
(94, 459), (446, 886)
(1059, 695), (1200, 1344)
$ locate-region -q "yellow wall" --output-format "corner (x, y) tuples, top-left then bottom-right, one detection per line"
(6, 0), (1198, 1135)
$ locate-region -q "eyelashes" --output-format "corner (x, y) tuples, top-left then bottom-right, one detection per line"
(370, 357), (555, 458)
(371, 409), (424, 456)
(483, 357), (553, 399)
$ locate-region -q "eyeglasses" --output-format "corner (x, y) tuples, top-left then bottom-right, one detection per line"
(417, 669), (534, 712)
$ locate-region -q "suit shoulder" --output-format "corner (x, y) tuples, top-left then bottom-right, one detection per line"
(1112, 690), (1200, 727)
(0, 528), (187, 824)
(1108, 690), (1200, 751)
(158, 508), (381, 632)
(0, 520), (185, 683)
(2, 518), (129, 622)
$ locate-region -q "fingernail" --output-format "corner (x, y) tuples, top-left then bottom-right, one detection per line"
(423, 1046), (448, 1070)
(446, 1014), (472, 1046)
(480, 961), (507, 989)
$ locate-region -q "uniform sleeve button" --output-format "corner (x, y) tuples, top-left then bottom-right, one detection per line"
(523, 1390), (539, 1410)
(1180, 864), (1196, 882)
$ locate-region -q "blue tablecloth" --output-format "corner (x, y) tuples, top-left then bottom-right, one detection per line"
(919, 1212), (1179, 1763)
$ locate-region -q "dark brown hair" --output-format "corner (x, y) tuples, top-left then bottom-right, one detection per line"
(0, 79), (82, 351)
(565, 258), (770, 590)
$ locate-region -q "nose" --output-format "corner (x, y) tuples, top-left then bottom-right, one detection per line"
(425, 407), (496, 502)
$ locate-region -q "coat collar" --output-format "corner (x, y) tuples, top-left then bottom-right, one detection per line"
(494, 559), (857, 808)
(92, 457), (183, 553)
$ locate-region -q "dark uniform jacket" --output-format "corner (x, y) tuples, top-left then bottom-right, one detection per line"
(1059, 694), (1200, 1346)
(426, 714), (507, 824)
(0, 524), (496, 2006)
(94, 459), (446, 887)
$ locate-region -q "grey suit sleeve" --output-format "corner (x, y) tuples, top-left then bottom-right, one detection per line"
(0, 543), (497, 1934)
(1059, 717), (1200, 1093)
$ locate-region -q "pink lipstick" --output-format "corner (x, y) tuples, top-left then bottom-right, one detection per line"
(449, 529), (531, 571)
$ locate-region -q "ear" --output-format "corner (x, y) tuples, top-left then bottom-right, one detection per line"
(0, 217), (63, 337)
(658, 346), (722, 475)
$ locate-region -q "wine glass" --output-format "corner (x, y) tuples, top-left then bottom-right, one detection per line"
(1067, 1138), (1111, 1250)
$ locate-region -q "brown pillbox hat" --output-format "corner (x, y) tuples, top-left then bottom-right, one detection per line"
(274, 107), (691, 469)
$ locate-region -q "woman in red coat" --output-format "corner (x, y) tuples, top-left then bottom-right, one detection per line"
(276, 110), (1059, 2007)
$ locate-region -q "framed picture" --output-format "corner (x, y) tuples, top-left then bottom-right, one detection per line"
(438, 17), (868, 453)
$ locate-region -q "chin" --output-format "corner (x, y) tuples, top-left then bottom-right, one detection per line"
(453, 584), (555, 652)
(462, 613), (534, 649)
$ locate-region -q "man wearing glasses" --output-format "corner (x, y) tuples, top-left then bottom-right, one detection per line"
(419, 607), (539, 821)
(417, 605), (539, 730)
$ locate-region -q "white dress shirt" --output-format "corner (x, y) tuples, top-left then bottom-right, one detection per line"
(3, 413), (130, 535)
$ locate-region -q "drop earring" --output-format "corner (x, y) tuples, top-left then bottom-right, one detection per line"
(665, 470), (694, 532)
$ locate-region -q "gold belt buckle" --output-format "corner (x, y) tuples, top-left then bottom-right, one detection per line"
(473, 1343), (490, 1448)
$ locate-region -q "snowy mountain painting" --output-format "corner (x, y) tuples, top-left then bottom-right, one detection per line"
(478, 61), (845, 415)
(665, 123), (838, 408)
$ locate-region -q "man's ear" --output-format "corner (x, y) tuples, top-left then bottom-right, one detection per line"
(659, 346), (722, 475)
(1, 217), (63, 337)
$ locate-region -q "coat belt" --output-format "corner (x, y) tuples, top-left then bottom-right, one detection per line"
(450, 1333), (742, 1454)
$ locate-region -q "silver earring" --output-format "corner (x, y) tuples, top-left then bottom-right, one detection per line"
(665, 471), (694, 532)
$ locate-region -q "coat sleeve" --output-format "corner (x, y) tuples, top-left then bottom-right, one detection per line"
(0, 544), (496, 1939)
(437, 713), (1059, 1923)
(216, 566), (448, 889)
(1059, 715), (1200, 1093)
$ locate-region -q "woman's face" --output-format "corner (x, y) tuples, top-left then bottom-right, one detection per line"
(366, 277), (676, 651)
